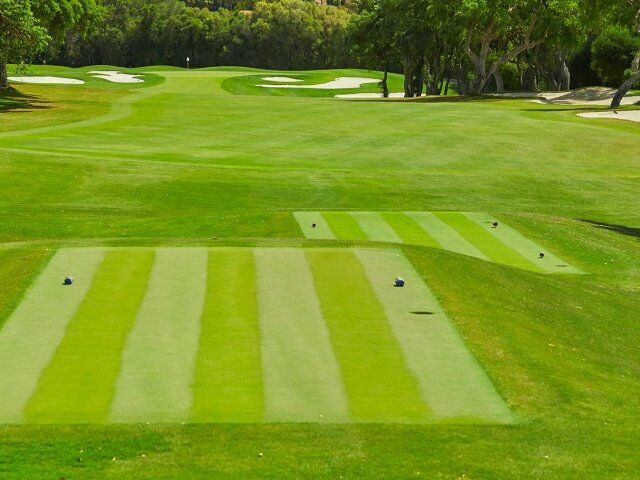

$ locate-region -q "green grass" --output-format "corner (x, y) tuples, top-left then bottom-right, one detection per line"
(24, 250), (154, 423)
(221, 69), (406, 98)
(0, 64), (638, 478)
(110, 248), (206, 423)
(191, 249), (263, 423)
(255, 248), (349, 422)
(306, 250), (429, 423)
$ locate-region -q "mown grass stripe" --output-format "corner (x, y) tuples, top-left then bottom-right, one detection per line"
(307, 249), (428, 423)
(110, 248), (207, 423)
(464, 212), (582, 274)
(294, 212), (335, 240)
(406, 212), (489, 260)
(191, 249), (264, 423)
(322, 212), (368, 240)
(0, 248), (105, 423)
(379, 212), (440, 247)
(355, 249), (516, 424)
(255, 248), (349, 422)
(23, 250), (154, 424)
(350, 211), (402, 243)
(435, 212), (543, 272)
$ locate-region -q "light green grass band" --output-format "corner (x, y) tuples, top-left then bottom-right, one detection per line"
(355, 248), (516, 424)
(294, 212), (335, 240)
(110, 248), (207, 423)
(406, 212), (489, 260)
(0, 248), (105, 423)
(350, 211), (403, 243)
(255, 248), (349, 422)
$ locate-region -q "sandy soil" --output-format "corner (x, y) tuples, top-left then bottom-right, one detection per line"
(89, 71), (144, 83)
(8, 76), (85, 85)
(261, 76), (303, 82)
(257, 77), (380, 89)
(494, 87), (640, 106)
(578, 111), (640, 122)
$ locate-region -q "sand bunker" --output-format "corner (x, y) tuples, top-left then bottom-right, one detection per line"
(335, 92), (405, 99)
(89, 71), (144, 83)
(578, 111), (640, 122)
(8, 76), (85, 85)
(257, 77), (380, 89)
(261, 76), (303, 82)
(493, 87), (640, 106)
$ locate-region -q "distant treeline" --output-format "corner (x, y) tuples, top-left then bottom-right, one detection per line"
(35, 0), (640, 103)
(45, 0), (353, 70)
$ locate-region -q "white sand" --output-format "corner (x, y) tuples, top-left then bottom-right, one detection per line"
(261, 76), (303, 82)
(335, 92), (405, 99)
(257, 76), (380, 89)
(8, 76), (85, 85)
(89, 71), (144, 83)
(491, 87), (640, 106)
(578, 111), (640, 122)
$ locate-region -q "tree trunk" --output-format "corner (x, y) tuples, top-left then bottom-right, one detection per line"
(494, 68), (505, 92)
(560, 61), (570, 91)
(382, 63), (389, 98)
(444, 79), (450, 96)
(403, 59), (415, 97)
(0, 62), (8, 89)
(611, 71), (640, 108)
(612, 50), (640, 108)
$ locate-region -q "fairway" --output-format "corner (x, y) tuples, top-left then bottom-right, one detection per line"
(295, 211), (580, 273)
(0, 247), (513, 425)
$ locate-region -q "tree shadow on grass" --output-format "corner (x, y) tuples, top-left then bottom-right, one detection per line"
(0, 88), (51, 114)
(580, 219), (640, 240)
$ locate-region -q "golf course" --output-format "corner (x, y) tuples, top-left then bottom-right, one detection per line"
(0, 64), (639, 479)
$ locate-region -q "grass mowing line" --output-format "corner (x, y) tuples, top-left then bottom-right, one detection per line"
(293, 212), (335, 240)
(23, 250), (154, 424)
(0, 248), (105, 423)
(379, 212), (440, 248)
(350, 212), (403, 243)
(321, 212), (368, 240)
(464, 212), (582, 274)
(255, 248), (349, 422)
(434, 212), (543, 273)
(355, 249), (516, 424)
(191, 249), (264, 423)
(109, 248), (207, 423)
(307, 249), (428, 423)
(405, 212), (489, 260)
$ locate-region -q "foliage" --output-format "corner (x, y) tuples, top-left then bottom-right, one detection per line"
(0, 0), (49, 64)
(591, 25), (640, 87)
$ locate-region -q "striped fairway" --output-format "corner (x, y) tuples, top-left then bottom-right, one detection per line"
(24, 250), (154, 423)
(0, 248), (104, 423)
(0, 246), (515, 425)
(293, 212), (335, 240)
(356, 249), (515, 423)
(255, 248), (349, 422)
(110, 248), (207, 423)
(294, 211), (579, 273)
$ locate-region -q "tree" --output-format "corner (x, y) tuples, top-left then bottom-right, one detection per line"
(459, 0), (583, 95)
(591, 25), (640, 87)
(0, 0), (100, 88)
(0, 0), (49, 88)
(348, 0), (396, 96)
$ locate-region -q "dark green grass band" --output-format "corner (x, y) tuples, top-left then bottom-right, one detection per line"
(191, 249), (264, 422)
(321, 212), (368, 240)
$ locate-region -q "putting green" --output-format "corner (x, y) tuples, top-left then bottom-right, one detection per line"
(0, 247), (514, 425)
(295, 211), (580, 273)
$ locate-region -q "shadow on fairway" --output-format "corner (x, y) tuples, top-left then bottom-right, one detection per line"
(580, 219), (640, 240)
(0, 88), (50, 113)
